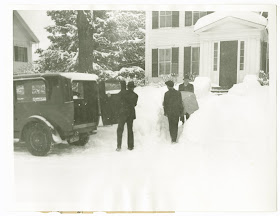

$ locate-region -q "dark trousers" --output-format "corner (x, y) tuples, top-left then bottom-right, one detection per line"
(117, 116), (134, 149)
(180, 113), (190, 123)
(167, 115), (179, 142)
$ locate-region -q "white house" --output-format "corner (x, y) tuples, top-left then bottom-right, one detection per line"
(145, 11), (268, 88)
(13, 10), (39, 74)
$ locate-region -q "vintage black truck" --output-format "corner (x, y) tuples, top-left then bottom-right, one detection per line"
(13, 72), (121, 156)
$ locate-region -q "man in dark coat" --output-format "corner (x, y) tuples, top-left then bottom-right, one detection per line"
(178, 74), (194, 123)
(178, 74), (194, 92)
(163, 80), (183, 143)
(116, 81), (138, 151)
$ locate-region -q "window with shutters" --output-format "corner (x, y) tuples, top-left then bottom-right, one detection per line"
(152, 11), (179, 29)
(185, 11), (212, 26)
(153, 48), (179, 76)
(14, 46), (28, 62)
(159, 49), (171, 75)
(239, 41), (245, 70)
(213, 42), (219, 71)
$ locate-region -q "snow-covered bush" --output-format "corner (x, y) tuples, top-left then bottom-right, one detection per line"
(118, 66), (145, 80)
(258, 70), (269, 86)
(97, 70), (117, 81)
(118, 66), (145, 86)
(193, 77), (211, 98)
(97, 66), (145, 86)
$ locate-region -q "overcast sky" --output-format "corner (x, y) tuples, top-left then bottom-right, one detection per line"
(17, 10), (53, 60)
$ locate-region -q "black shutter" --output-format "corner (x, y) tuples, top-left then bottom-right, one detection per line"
(152, 49), (158, 77)
(172, 47), (179, 75)
(14, 46), (18, 61)
(152, 11), (159, 29)
(185, 11), (192, 26)
(184, 47), (191, 76)
(172, 11), (179, 27)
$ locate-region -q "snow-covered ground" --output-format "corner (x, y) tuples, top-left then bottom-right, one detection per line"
(13, 76), (276, 211)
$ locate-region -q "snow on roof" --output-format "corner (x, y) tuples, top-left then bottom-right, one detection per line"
(60, 72), (98, 81)
(14, 11), (40, 43)
(194, 11), (268, 32)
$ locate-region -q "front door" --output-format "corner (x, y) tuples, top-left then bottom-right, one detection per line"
(219, 41), (238, 88)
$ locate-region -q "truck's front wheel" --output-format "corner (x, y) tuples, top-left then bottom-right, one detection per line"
(25, 123), (52, 156)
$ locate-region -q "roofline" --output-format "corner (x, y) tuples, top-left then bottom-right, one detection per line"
(194, 16), (267, 33)
(13, 10), (40, 43)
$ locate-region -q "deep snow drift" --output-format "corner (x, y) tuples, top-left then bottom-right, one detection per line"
(13, 76), (276, 211)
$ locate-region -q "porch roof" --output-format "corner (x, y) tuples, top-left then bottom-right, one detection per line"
(194, 12), (268, 33)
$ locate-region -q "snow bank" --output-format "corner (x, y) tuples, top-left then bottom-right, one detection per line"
(193, 77), (211, 98)
(228, 74), (262, 96)
(181, 75), (270, 145)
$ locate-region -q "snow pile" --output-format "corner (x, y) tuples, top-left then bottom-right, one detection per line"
(133, 86), (169, 146)
(181, 75), (269, 145)
(193, 76), (211, 98)
(229, 74), (262, 96)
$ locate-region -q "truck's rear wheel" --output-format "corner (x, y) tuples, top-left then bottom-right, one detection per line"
(25, 122), (52, 156)
(68, 134), (90, 146)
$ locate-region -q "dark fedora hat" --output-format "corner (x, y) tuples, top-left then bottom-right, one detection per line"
(183, 74), (190, 80)
(127, 81), (136, 88)
(165, 80), (174, 87)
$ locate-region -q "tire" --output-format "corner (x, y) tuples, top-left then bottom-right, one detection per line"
(68, 134), (89, 146)
(25, 122), (53, 156)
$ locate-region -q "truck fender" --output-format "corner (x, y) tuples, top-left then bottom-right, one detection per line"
(20, 115), (62, 144)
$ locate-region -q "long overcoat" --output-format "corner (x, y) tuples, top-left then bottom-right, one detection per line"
(163, 88), (183, 117)
(118, 89), (138, 120)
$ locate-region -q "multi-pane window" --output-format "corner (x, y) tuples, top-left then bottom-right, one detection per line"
(160, 11), (172, 28)
(152, 48), (179, 77)
(152, 11), (179, 29)
(14, 46), (28, 62)
(213, 42), (219, 71)
(159, 49), (171, 75)
(239, 41), (245, 70)
(185, 11), (214, 26)
(191, 47), (200, 76)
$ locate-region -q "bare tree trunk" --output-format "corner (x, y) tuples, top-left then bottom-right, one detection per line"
(77, 10), (93, 73)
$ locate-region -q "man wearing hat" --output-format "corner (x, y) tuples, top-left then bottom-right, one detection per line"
(179, 74), (194, 93)
(163, 80), (184, 143)
(178, 74), (194, 123)
(116, 81), (138, 151)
